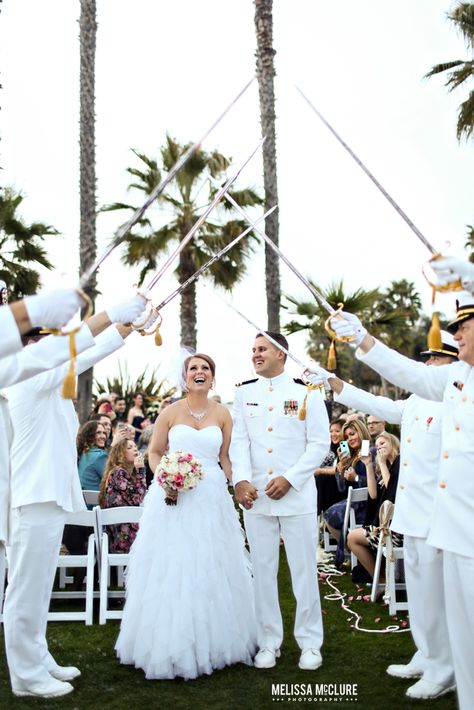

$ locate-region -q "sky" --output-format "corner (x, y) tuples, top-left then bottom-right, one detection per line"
(1, 0), (473, 400)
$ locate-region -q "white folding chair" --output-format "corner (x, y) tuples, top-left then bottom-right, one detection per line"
(49, 509), (96, 624)
(322, 514), (338, 552)
(83, 490), (99, 507)
(342, 486), (368, 567)
(96, 506), (143, 624)
(370, 501), (407, 613)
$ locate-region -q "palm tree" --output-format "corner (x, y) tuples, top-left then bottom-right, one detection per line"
(77, 0), (97, 423)
(102, 137), (262, 349)
(254, 0), (281, 330)
(284, 279), (422, 391)
(425, 2), (474, 141)
(0, 187), (57, 300)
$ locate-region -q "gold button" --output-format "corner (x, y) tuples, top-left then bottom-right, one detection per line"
(268, 426), (273, 432)
(415, 416), (419, 421)
(450, 395), (454, 400)
(267, 448), (273, 453)
(407, 438), (412, 443)
(455, 424), (460, 431)
(268, 386), (273, 392)
(400, 485), (405, 490)
(462, 396), (467, 402)
(402, 462), (408, 467)
(268, 405), (273, 412)
(443, 452), (449, 459)
(267, 468), (273, 475)
(439, 481), (446, 489)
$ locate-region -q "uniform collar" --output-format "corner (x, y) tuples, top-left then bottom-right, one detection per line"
(258, 370), (288, 387)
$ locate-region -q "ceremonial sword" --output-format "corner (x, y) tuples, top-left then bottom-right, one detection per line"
(295, 85), (438, 255)
(79, 77), (256, 289)
(154, 206), (276, 312)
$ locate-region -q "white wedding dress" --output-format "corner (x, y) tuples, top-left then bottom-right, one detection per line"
(115, 424), (257, 679)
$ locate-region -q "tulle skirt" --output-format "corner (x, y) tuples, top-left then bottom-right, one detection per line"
(115, 478), (257, 680)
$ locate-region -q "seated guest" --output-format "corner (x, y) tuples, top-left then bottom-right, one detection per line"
(77, 421), (108, 491)
(315, 419), (347, 515)
(347, 432), (401, 581)
(89, 413), (113, 446)
(98, 439), (147, 553)
(323, 419), (370, 542)
(113, 396), (127, 422)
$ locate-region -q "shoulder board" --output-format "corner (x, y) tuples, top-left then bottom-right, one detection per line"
(235, 378), (258, 387)
(293, 378), (306, 386)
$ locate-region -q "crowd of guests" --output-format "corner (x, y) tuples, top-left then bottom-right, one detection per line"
(315, 407), (401, 588)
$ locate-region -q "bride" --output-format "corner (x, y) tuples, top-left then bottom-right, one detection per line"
(115, 353), (257, 679)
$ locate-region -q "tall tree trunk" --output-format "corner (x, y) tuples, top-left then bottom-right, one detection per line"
(254, 0), (280, 331)
(77, 0), (97, 423)
(179, 250), (197, 351)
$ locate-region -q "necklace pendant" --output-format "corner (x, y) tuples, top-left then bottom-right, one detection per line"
(190, 410), (206, 422)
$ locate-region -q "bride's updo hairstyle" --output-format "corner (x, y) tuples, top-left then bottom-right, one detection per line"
(182, 353), (216, 391)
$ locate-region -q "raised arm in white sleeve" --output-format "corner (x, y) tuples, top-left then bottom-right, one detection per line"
(283, 390), (330, 491)
(334, 381), (405, 425)
(0, 306), (23, 358)
(356, 339), (450, 402)
(0, 325), (95, 389)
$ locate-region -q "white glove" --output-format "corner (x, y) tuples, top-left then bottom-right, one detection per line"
(301, 366), (333, 389)
(430, 256), (474, 294)
(24, 288), (85, 329)
(330, 311), (367, 346)
(106, 294), (147, 324)
(134, 307), (159, 330)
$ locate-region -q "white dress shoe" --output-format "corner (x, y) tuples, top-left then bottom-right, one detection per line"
(49, 665), (81, 681)
(13, 678), (74, 698)
(299, 649), (323, 671)
(254, 648), (281, 669)
(386, 663), (423, 679)
(406, 679), (456, 700)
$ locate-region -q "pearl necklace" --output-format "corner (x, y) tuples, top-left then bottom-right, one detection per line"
(186, 398), (208, 422)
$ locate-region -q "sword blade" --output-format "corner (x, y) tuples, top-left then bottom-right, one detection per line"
(220, 190), (336, 314)
(296, 85), (437, 256)
(145, 137), (265, 291)
(79, 77), (256, 288)
(155, 205), (277, 311)
(209, 287), (309, 370)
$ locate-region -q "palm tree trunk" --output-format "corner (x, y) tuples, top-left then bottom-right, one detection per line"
(254, 0), (281, 331)
(179, 250), (197, 351)
(77, 0), (97, 423)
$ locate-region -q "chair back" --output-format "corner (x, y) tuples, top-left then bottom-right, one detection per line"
(96, 505), (144, 528)
(65, 509), (96, 527)
(83, 490), (99, 506)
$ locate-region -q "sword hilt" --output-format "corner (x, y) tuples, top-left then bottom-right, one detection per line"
(323, 303), (356, 344)
(422, 253), (464, 295)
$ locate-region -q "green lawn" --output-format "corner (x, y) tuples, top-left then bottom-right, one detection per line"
(0, 554), (457, 710)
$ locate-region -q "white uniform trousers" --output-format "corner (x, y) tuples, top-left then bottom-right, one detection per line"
(443, 551), (474, 710)
(3, 502), (67, 689)
(403, 535), (454, 686)
(244, 512), (323, 651)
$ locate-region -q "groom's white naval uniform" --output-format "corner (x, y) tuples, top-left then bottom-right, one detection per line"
(231, 371), (329, 659)
(333, 341), (457, 697)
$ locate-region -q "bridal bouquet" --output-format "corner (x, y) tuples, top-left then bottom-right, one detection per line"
(155, 450), (204, 506)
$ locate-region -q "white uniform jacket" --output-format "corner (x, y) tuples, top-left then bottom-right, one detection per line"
(0, 306), (22, 359)
(0, 326), (95, 543)
(230, 371), (329, 516)
(334, 382), (443, 538)
(356, 339), (474, 557)
(7, 326), (125, 514)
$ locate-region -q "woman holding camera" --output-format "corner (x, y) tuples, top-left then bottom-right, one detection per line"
(323, 419), (370, 542)
(347, 432), (401, 579)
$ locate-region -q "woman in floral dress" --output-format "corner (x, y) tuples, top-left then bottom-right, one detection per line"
(98, 439), (147, 552)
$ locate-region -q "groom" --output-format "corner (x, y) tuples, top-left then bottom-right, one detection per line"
(230, 332), (329, 670)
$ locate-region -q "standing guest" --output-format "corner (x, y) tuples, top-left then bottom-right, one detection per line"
(98, 440), (147, 553)
(326, 288), (474, 710)
(231, 332), (329, 671)
(113, 397), (127, 422)
(3, 295), (147, 699)
(307, 331), (458, 700)
(347, 432), (401, 580)
(366, 415), (386, 443)
(127, 392), (150, 442)
(92, 394), (116, 422)
(77, 421), (108, 491)
(137, 425), (155, 487)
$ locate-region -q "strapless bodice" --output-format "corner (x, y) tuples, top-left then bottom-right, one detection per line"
(168, 424), (223, 470)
